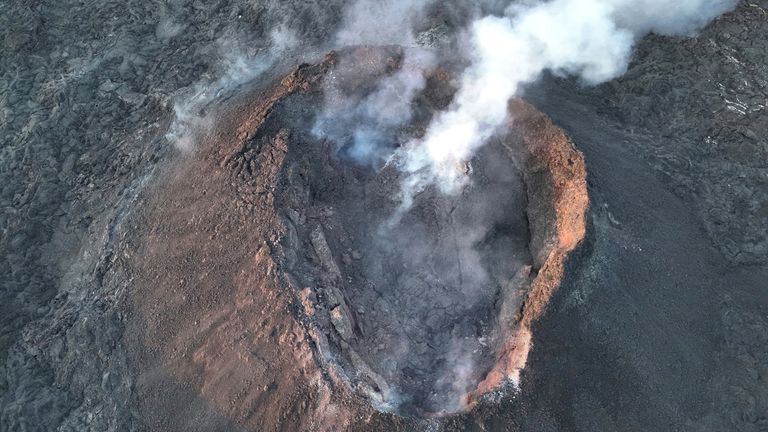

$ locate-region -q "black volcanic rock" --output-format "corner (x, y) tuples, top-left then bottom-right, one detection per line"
(1, 1), (766, 431)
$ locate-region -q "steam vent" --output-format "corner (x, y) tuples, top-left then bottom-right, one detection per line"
(193, 47), (587, 417)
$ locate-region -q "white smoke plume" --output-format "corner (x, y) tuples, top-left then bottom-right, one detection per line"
(311, 0), (440, 166)
(335, 0), (434, 46)
(312, 48), (436, 166)
(397, 0), (737, 196)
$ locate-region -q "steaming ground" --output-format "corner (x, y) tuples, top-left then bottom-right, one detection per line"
(278, 98), (531, 415)
(1, 0), (768, 431)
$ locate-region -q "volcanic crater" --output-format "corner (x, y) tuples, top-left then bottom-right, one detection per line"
(195, 46), (588, 417)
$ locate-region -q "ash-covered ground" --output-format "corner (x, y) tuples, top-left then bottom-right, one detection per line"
(1, 1), (767, 431)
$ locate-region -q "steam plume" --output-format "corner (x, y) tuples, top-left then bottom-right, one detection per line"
(335, 0), (434, 46)
(398, 0), (736, 194)
(312, 48), (436, 167)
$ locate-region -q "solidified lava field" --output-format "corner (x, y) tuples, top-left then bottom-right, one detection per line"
(2, 1), (768, 432)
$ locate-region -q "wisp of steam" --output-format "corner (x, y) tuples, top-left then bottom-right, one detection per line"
(166, 26), (299, 151)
